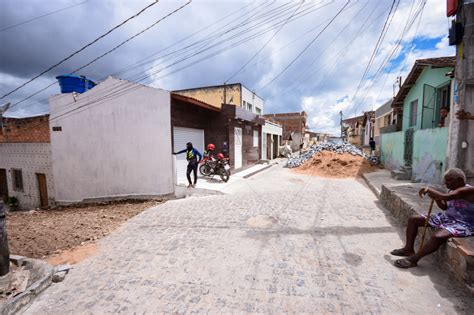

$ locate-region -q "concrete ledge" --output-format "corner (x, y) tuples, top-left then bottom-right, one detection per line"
(380, 184), (474, 290)
(0, 257), (54, 315)
(174, 185), (225, 199)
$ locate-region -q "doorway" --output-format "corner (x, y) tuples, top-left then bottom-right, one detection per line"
(0, 169), (8, 202)
(36, 173), (48, 208)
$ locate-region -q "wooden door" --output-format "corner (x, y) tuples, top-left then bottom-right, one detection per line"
(36, 174), (48, 208)
(0, 169), (8, 202)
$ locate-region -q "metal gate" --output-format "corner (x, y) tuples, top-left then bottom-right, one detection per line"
(404, 128), (414, 166)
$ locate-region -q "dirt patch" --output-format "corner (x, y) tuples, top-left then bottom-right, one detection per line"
(294, 151), (378, 178)
(6, 200), (164, 263)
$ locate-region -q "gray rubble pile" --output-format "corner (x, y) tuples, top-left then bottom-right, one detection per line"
(286, 142), (368, 168)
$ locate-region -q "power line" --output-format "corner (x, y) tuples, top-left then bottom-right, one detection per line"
(1, 0), (160, 99)
(6, 1), (297, 121)
(224, 1), (305, 84)
(0, 0), (89, 32)
(258, 0), (351, 91)
(11, 1), (327, 125)
(350, 0), (398, 110)
(7, 0), (192, 112)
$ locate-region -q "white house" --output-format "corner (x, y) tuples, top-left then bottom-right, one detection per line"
(48, 77), (174, 203)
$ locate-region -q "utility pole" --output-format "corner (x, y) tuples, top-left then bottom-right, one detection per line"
(0, 201), (9, 277)
(448, 2), (474, 184)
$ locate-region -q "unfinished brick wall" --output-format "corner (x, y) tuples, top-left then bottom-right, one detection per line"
(0, 116), (50, 143)
(264, 115), (306, 140)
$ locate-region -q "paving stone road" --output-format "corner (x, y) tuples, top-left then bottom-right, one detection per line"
(24, 166), (473, 314)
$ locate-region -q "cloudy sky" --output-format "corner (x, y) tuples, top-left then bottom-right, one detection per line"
(0, 0), (453, 134)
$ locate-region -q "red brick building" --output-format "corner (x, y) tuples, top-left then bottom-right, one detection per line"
(263, 111), (307, 151)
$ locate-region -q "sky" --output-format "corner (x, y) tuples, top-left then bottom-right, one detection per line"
(0, 0), (454, 135)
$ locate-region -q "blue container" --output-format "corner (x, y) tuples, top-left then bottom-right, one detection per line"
(56, 75), (96, 94)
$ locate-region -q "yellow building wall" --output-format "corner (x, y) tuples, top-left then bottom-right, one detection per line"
(174, 85), (241, 109)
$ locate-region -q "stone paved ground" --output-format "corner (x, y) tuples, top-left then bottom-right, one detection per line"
(23, 166), (473, 314)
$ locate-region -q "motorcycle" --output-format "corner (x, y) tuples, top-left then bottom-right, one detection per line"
(199, 154), (231, 182)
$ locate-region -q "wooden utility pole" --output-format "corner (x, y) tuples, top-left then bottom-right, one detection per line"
(448, 2), (474, 184)
(0, 201), (9, 276)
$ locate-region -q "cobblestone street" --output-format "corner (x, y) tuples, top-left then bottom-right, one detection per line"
(24, 166), (473, 314)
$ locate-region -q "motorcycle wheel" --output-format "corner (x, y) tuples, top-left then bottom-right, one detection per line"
(219, 170), (230, 182)
(199, 164), (211, 176)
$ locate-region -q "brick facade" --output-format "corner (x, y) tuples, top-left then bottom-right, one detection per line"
(0, 115), (50, 143)
(263, 112), (307, 140)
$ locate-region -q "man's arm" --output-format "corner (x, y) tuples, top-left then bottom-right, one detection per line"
(174, 149), (186, 155)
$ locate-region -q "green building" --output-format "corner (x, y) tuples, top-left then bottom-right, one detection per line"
(380, 57), (455, 183)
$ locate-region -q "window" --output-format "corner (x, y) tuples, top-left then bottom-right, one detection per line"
(255, 108), (262, 115)
(409, 100), (418, 127)
(253, 130), (259, 147)
(247, 102), (253, 111)
(12, 169), (23, 191)
(243, 100), (246, 109)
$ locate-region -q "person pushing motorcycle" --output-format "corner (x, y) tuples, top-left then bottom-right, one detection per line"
(174, 142), (202, 188)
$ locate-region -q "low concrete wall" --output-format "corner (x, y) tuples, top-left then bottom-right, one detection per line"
(412, 127), (448, 184)
(380, 131), (404, 170)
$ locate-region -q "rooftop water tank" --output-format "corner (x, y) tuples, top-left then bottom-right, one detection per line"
(56, 75), (96, 94)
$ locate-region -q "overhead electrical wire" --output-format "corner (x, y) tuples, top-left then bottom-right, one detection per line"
(10, 1), (300, 123)
(7, 0), (192, 112)
(11, 0), (334, 128)
(1, 0), (160, 99)
(258, 0), (351, 92)
(0, 0), (89, 32)
(353, 0), (427, 114)
(350, 0), (399, 109)
(224, 1), (305, 84)
(40, 0), (331, 125)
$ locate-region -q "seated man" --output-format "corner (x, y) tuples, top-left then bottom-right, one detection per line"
(391, 168), (474, 268)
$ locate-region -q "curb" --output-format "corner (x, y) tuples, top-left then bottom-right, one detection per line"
(243, 165), (273, 179)
(0, 258), (54, 315)
(361, 173), (381, 198)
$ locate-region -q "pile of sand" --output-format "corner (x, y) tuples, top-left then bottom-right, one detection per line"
(294, 151), (378, 178)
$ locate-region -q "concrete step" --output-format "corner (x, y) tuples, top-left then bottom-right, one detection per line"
(390, 169), (411, 180)
(380, 184), (474, 291)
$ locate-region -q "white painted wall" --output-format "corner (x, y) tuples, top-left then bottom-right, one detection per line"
(0, 143), (54, 209)
(49, 77), (174, 203)
(241, 85), (264, 115)
(262, 120), (282, 136)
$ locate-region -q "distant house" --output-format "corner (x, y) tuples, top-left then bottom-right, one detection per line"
(374, 100), (397, 150)
(380, 56), (455, 183)
(361, 111), (375, 149)
(342, 115), (364, 147)
(263, 111), (307, 152)
(0, 110), (54, 209)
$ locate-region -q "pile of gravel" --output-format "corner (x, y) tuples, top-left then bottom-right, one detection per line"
(286, 142), (368, 168)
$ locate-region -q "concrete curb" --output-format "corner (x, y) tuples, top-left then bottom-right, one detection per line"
(0, 258), (54, 315)
(361, 173), (381, 198)
(243, 165), (273, 179)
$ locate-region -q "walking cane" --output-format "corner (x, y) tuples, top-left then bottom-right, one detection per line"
(419, 197), (435, 252)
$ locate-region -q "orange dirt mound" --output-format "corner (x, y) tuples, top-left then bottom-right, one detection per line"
(294, 151), (378, 178)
